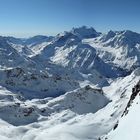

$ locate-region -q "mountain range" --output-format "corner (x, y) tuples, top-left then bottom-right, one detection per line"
(0, 26), (140, 140)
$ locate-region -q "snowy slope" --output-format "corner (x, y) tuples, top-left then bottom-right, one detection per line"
(0, 68), (139, 140)
(104, 79), (140, 140)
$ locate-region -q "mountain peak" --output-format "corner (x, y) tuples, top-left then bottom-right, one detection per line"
(121, 30), (140, 38)
(71, 26), (101, 39)
(100, 30), (116, 42)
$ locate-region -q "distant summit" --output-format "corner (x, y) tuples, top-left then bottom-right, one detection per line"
(71, 26), (101, 39)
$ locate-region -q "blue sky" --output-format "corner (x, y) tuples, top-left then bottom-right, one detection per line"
(0, 0), (140, 37)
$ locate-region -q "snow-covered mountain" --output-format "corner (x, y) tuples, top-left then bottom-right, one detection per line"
(0, 26), (140, 140)
(84, 30), (140, 72)
(6, 35), (53, 46)
(4, 35), (53, 56)
(0, 36), (26, 68)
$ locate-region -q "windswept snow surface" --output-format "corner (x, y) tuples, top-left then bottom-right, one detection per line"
(0, 26), (140, 140)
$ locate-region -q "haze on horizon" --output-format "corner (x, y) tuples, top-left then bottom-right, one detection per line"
(0, 0), (140, 37)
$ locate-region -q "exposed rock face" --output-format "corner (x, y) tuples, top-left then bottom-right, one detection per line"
(122, 80), (140, 116)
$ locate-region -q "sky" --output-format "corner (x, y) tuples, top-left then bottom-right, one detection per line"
(0, 0), (140, 37)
